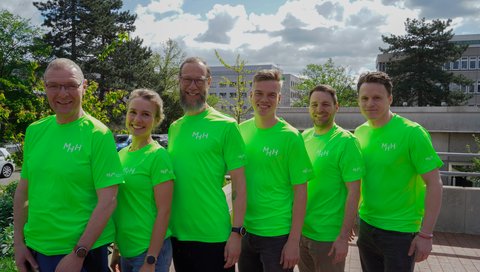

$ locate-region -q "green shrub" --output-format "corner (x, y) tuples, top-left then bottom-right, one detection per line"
(0, 182), (16, 259)
(0, 181), (17, 231)
(0, 256), (16, 272)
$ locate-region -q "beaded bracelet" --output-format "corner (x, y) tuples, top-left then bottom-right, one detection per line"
(417, 231), (434, 239)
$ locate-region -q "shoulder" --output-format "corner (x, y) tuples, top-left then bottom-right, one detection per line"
(239, 118), (254, 129)
(302, 127), (314, 138)
(278, 119), (302, 137)
(207, 108), (237, 124)
(333, 125), (357, 140)
(81, 114), (112, 135)
(393, 114), (428, 135)
(27, 115), (55, 131)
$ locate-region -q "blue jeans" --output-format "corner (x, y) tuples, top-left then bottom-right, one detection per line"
(238, 233), (293, 272)
(120, 238), (172, 272)
(29, 244), (109, 272)
(357, 219), (416, 272)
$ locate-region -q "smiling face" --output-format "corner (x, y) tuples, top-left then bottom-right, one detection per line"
(44, 66), (86, 124)
(358, 82), (393, 127)
(309, 91), (338, 131)
(250, 80), (281, 120)
(179, 62), (211, 115)
(126, 97), (158, 139)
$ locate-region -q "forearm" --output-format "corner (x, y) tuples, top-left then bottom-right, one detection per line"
(420, 172), (443, 234)
(229, 167), (246, 227)
(77, 186), (118, 249)
(289, 183), (307, 242)
(338, 181), (360, 239)
(13, 179), (29, 245)
(147, 181), (173, 256)
(146, 208), (170, 256)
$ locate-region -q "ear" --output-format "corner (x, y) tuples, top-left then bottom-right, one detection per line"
(388, 94), (393, 105)
(81, 79), (88, 95)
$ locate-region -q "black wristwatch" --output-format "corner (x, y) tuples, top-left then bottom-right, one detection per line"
(232, 226), (246, 237)
(74, 245), (88, 258)
(145, 255), (157, 265)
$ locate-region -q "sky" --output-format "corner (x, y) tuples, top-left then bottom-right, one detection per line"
(2, 0), (480, 77)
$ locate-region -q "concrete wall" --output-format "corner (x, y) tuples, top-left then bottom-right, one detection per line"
(277, 106), (480, 153)
(436, 186), (480, 235)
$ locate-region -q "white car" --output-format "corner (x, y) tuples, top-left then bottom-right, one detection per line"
(0, 147), (15, 178)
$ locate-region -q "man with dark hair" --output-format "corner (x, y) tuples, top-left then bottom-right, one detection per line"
(239, 69), (314, 272)
(168, 57), (247, 272)
(299, 84), (364, 272)
(355, 71), (443, 272)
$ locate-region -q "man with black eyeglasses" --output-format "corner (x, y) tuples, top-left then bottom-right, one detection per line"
(168, 57), (247, 272)
(13, 58), (123, 272)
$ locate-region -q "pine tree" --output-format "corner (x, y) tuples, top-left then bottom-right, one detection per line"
(33, 0), (152, 96)
(380, 18), (472, 106)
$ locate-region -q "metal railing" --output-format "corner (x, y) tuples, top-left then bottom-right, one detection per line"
(437, 152), (480, 186)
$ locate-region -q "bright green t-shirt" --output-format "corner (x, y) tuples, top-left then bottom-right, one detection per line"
(302, 124), (365, 242)
(354, 114), (443, 232)
(114, 141), (175, 258)
(239, 118), (314, 237)
(21, 114), (123, 255)
(168, 107), (246, 242)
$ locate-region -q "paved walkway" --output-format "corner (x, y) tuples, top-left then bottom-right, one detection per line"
(168, 231), (480, 272)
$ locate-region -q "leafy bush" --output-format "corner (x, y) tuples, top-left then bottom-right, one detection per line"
(0, 181), (16, 259)
(0, 256), (16, 272)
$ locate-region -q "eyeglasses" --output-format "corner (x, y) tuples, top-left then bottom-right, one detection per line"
(45, 81), (83, 92)
(180, 76), (209, 87)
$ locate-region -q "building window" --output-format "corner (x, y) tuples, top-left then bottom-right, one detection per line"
(452, 60), (459, 70)
(220, 92), (226, 98)
(461, 57), (468, 70)
(477, 81), (480, 93)
(229, 93), (237, 98)
(443, 62), (450, 70)
(469, 57), (477, 70)
(219, 82), (227, 88)
(469, 84), (475, 93)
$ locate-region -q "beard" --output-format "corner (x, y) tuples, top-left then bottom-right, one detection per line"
(180, 89), (207, 113)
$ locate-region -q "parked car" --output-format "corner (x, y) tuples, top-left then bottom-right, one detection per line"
(152, 134), (168, 148)
(115, 134), (168, 151)
(115, 134), (132, 151)
(0, 147), (15, 178)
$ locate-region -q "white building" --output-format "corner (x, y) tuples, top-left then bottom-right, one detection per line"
(209, 64), (301, 112)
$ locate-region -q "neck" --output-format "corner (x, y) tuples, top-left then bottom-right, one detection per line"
(314, 122), (334, 135)
(255, 114), (278, 129)
(370, 111), (393, 128)
(130, 135), (153, 151)
(56, 109), (84, 124)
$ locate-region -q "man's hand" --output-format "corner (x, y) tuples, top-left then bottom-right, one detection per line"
(54, 252), (84, 272)
(408, 235), (433, 262)
(139, 263), (155, 272)
(280, 238), (299, 269)
(224, 233), (242, 268)
(14, 242), (39, 272)
(109, 247), (120, 272)
(328, 237), (349, 264)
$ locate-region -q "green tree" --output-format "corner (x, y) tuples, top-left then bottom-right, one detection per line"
(380, 18), (472, 106)
(293, 59), (356, 107)
(0, 10), (51, 149)
(33, 0), (153, 97)
(214, 50), (252, 123)
(147, 39), (185, 133)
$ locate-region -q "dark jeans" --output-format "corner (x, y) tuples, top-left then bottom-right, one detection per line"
(357, 219), (416, 272)
(171, 237), (235, 272)
(29, 244), (110, 272)
(238, 233), (293, 272)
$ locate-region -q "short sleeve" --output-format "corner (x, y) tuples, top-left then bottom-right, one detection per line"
(288, 134), (314, 185)
(150, 148), (175, 186)
(409, 126), (443, 174)
(223, 122), (247, 171)
(91, 130), (124, 189)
